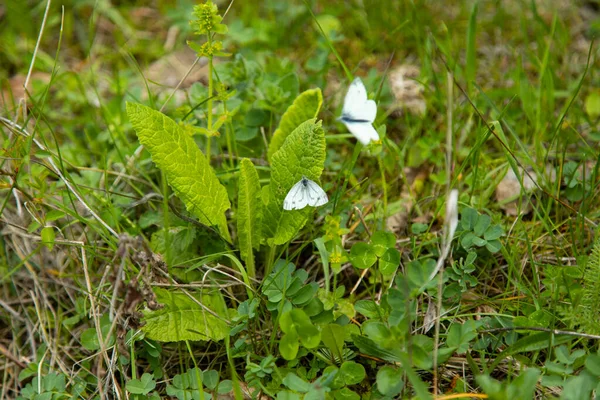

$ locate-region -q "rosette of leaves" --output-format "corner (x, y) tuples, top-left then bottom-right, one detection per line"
(563, 161), (592, 202)
(166, 367), (232, 400)
(280, 361), (365, 400)
(244, 355), (276, 390)
(279, 308), (320, 360)
(349, 231), (401, 277)
(458, 207), (504, 253)
(261, 260), (318, 313)
(317, 285), (355, 320)
(446, 251), (478, 294)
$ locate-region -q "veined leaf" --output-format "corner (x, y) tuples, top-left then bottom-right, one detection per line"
(263, 119), (326, 245)
(141, 287), (229, 342)
(267, 88), (323, 162)
(237, 158), (262, 278)
(321, 324), (345, 361)
(127, 102), (231, 241)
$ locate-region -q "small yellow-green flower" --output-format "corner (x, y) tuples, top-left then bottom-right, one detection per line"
(188, 40), (230, 58)
(190, 1), (228, 35)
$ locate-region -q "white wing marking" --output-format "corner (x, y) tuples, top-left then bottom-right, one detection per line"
(283, 177), (328, 210)
(283, 180), (304, 210)
(339, 78), (379, 144)
(305, 180), (328, 207)
(343, 121), (380, 145)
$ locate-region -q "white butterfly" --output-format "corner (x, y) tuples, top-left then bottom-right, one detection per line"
(283, 176), (328, 211)
(338, 77), (380, 145)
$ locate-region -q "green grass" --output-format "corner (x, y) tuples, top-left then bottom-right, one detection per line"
(1, 0), (600, 399)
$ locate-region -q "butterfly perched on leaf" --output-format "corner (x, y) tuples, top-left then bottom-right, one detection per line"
(283, 177), (328, 211)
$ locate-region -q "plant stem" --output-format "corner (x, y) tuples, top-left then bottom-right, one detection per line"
(221, 95), (235, 168)
(265, 245), (276, 278)
(206, 33), (214, 161)
(333, 142), (362, 215)
(377, 153), (388, 228)
(162, 171), (171, 269)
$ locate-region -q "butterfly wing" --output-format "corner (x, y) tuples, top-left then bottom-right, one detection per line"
(305, 179), (328, 207)
(343, 121), (380, 145)
(340, 78), (379, 144)
(283, 180), (310, 210)
(341, 78), (377, 123)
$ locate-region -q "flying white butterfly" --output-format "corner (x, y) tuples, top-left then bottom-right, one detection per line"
(283, 176), (328, 211)
(338, 77), (380, 145)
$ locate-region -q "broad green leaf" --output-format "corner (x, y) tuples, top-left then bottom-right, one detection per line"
(559, 375), (595, 400)
(477, 368), (540, 400)
(333, 388), (359, 400)
(237, 158), (262, 277)
(280, 309), (321, 349)
(379, 248), (401, 276)
(263, 119), (326, 245)
(461, 232), (476, 249)
(472, 236), (487, 247)
(141, 288), (228, 342)
(585, 354), (600, 376)
(321, 324), (345, 361)
(371, 231), (395, 257)
(80, 314), (115, 351)
(376, 366), (404, 397)
(277, 391), (301, 400)
(446, 320), (478, 354)
(203, 370), (219, 390)
(296, 324), (321, 350)
(406, 259), (436, 292)
(280, 332), (300, 360)
(126, 373), (156, 395)
(268, 88), (323, 162)
(473, 214), (491, 236)
(41, 226), (55, 251)
(555, 346), (585, 365)
(340, 361), (365, 385)
(349, 242), (377, 269)
(127, 102), (231, 241)
(352, 334), (402, 363)
(412, 335), (434, 369)
(362, 321), (391, 343)
(461, 207), (478, 230)
(486, 239), (502, 253)
(585, 91), (600, 118)
(283, 373), (311, 393)
(45, 210), (65, 221)
(217, 380), (233, 394)
(484, 225), (504, 241)
(411, 223), (428, 234)
(354, 300), (382, 319)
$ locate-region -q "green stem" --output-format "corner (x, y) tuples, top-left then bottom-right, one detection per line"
(186, 340), (205, 400)
(224, 104), (235, 169)
(225, 338), (244, 400)
(206, 33), (214, 161)
(130, 337), (137, 400)
(377, 153), (388, 229)
(162, 171), (171, 269)
(265, 245), (276, 278)
(332, 142), (362, 214)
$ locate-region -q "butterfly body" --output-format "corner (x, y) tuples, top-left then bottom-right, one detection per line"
(339, 78), (380, 145)
(283, 176), (328, 211)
